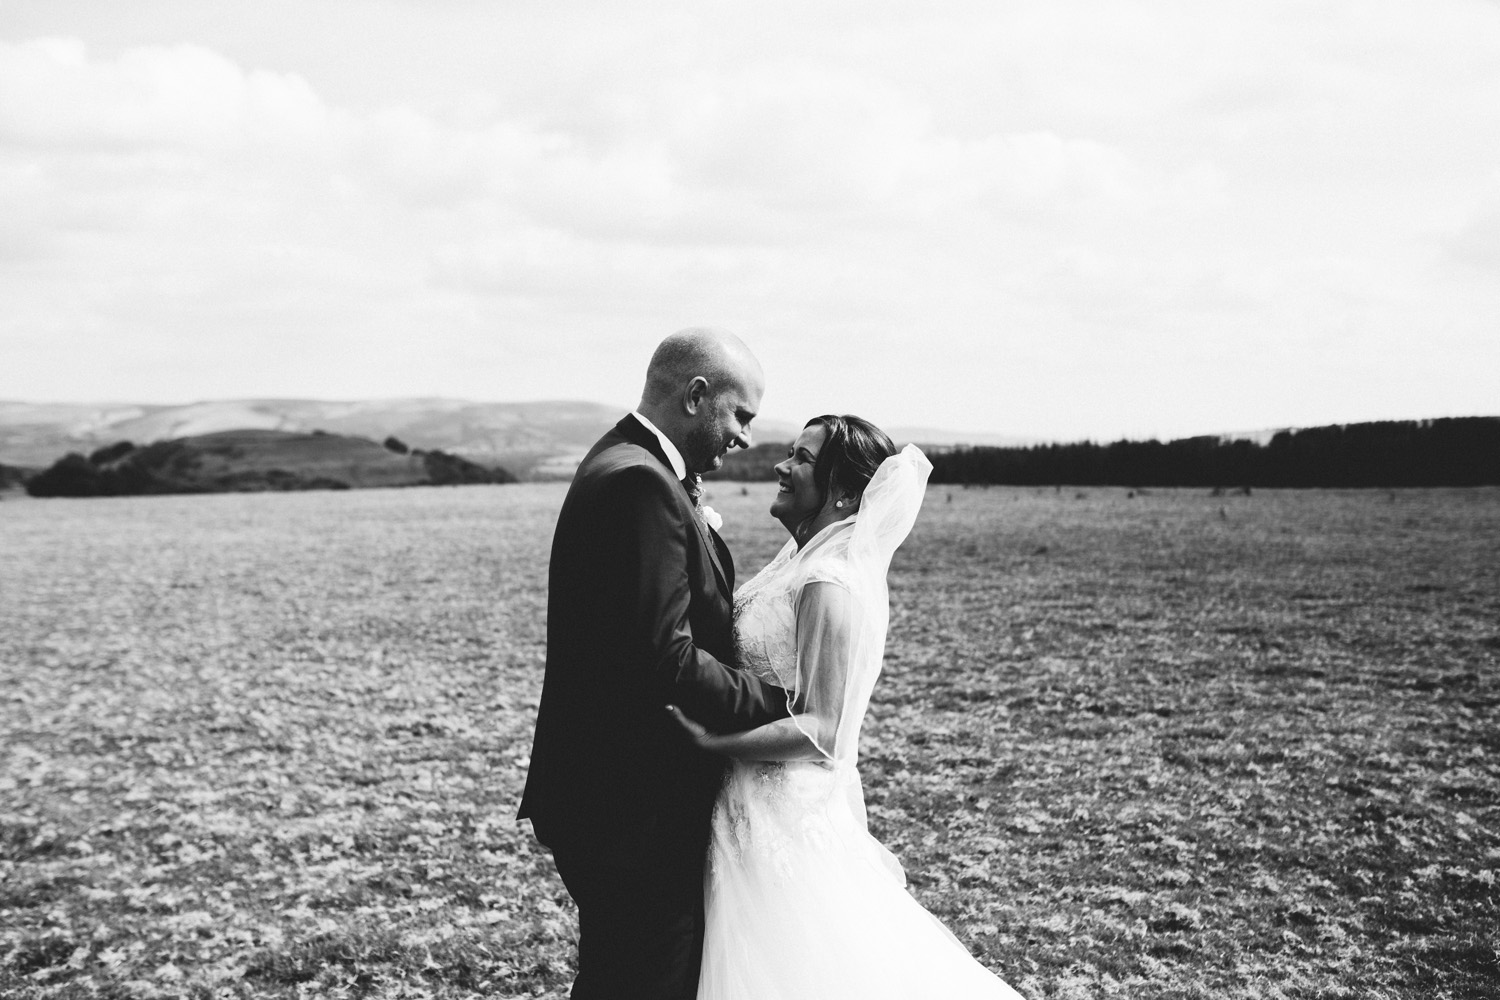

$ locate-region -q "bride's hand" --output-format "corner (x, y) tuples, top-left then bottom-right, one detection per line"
(665, 704), (714, 747)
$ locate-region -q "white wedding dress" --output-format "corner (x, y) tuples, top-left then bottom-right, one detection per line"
(699, 446), (1023, 999)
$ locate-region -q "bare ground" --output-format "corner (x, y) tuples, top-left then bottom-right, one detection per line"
(1, 483), (1496, 998)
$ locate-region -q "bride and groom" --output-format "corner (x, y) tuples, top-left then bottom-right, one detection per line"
(518, 329), (1021, 999)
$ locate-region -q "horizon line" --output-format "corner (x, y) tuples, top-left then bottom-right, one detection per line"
(1, 396), (1495, 447)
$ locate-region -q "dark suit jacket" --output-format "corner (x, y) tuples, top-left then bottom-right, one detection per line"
(517, 415), (790, 864)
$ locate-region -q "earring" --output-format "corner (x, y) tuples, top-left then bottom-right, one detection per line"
(834, 499), (844, 508)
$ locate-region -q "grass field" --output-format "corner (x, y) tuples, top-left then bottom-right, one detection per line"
(2, 482), (1497, 999)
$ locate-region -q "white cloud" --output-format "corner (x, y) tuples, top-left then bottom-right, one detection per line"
(0, 37), (327, 149)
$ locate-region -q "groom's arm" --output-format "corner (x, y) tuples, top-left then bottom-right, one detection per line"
(612, 465), (791, 734)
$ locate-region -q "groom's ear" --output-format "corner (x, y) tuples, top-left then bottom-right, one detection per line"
(682, 376), (710, 415)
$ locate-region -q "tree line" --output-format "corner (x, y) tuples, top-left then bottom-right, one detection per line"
(709, 417), (1499, 488)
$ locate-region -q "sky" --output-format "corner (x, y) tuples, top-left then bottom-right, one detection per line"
(2, 0), (1497, 442)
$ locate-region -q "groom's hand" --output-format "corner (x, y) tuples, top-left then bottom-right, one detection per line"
(664, 704), (716, 749)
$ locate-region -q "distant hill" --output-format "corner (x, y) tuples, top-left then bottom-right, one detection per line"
(23, 429), (514, 498)
(0, 399), (629, 480)
(0, 398), (1023, 480)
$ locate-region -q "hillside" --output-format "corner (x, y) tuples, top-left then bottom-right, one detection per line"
(0, 399), (632, 479)
(0, 398), (1010, 479)
(23, 430), (514, 497)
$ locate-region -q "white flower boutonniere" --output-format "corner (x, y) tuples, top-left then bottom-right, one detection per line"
(698, 504), (723, 532)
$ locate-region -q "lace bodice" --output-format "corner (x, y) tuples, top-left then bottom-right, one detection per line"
(732, 525), (857, 689)
(733, 582), (798, 686)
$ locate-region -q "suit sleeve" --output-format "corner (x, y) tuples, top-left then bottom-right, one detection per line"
(613, 465), (791, 733)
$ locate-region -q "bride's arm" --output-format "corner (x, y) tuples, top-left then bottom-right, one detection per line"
(666, 581), (854, 762)
(665, 707), (828, 761)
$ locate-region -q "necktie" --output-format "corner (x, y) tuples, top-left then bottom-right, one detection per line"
(683, 473), (702, 508)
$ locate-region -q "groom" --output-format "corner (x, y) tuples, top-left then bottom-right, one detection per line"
(518, 328), (791, 999)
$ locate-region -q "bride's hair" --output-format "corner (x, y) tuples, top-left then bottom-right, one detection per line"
(806, 414), (896, 505)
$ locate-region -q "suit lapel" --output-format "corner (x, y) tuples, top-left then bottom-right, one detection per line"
(618, 415), (732, 598)
(710, 525), (735, 593)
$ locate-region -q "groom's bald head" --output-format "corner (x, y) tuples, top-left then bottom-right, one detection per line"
(641, 327), (762, 407)
(638, 327), (765, 474)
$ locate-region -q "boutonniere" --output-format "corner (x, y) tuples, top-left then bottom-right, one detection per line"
(698, 504), (723, 532)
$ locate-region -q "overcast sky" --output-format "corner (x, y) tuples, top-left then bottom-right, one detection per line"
(2, 1), (1497, 441)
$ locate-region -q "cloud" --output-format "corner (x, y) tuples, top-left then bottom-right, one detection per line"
(0, 37), (327, 150)
(0, 30), (1165, 269)
(1, 2), (1498, 437)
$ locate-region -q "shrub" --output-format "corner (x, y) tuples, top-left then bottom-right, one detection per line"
(25, 454), (102, 497)
(0, 464), (31, 491)
(87, 441), (136, 466)
(422, 449), (517, 486)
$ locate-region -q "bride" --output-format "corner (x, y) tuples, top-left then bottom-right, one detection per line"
(667, 415), (1023, 999)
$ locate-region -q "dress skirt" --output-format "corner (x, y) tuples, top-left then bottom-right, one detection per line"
(698, 759), (1024, 999)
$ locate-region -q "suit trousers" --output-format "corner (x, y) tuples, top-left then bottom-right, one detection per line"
(551, 844), (707, 1000)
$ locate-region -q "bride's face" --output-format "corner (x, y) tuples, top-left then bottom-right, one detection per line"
(770, 424), (829, 532)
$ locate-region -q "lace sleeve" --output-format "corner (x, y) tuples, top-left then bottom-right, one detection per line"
(790, 580), (862, 761)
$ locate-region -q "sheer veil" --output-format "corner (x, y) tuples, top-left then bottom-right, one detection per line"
(782, 443), (932, 766)
(849, 443), (933, 574)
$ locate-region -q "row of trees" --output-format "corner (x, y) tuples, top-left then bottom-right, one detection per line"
(708, 418), (1499, 488)
(24, 434), (515, 497)
(24, 441), (190, 497)
(929, 418), (1500, 488)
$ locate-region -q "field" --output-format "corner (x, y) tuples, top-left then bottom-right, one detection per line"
(2, 482), (1497, 999)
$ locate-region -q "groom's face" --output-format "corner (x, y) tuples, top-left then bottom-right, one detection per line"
(684, 373), (762, 474)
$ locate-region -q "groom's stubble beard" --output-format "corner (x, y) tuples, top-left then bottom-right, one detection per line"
(684, 408), (729, 474)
